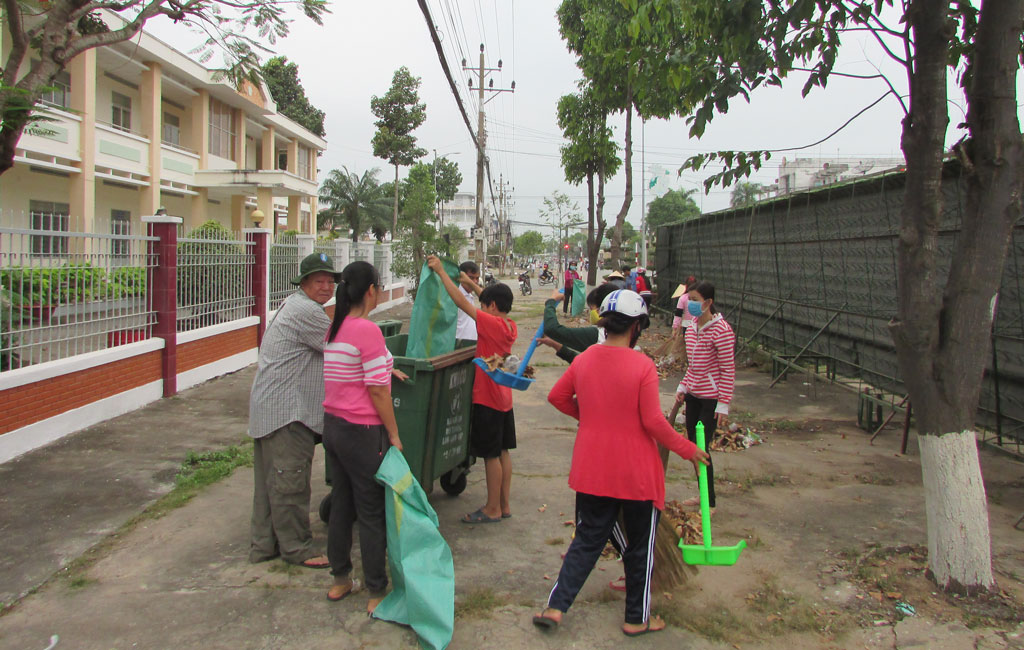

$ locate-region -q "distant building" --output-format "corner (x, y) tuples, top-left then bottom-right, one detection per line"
(776, 157), (904, 196)
(0, 11), (325, 235)
(439, 192), (480, 234)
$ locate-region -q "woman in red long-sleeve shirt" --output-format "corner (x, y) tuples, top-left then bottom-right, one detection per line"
(533, 290), (710, 637)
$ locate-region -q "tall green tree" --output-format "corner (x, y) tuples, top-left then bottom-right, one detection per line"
(513, 230), (545, 257)
(540, 190), (584, 273)
(318, 167), (390, 242)
(729, 182), (765, 209)
(557, 0), (684, 269)
(557, 85), (621, 284)
(394, 162), (438, 276)
(371, 67), (428, 239)
(429, 156), (463, 225)
(629, 0), (1024, 592)
(647, 188), (700, 235)
(0, 0), (327, 177)
(261, 56), (326, 137)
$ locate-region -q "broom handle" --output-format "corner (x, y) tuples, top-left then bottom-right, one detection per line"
(696, 421), (713, 548)
(515, 322), (545, 377)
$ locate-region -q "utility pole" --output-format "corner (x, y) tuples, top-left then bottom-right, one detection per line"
(463, 44), (514, 267)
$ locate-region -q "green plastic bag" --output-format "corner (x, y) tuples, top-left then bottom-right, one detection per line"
(372, 448), (455, 650)
(571, 278), (586, 316)
(407, 259), (461, 358)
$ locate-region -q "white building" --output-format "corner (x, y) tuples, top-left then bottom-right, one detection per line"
(776, 156), (904, 196)
(0, 12), (325, 237)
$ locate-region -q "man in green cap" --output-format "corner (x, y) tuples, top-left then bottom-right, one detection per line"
(247, 252), (340, 568)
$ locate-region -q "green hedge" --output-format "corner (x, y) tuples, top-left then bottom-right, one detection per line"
(0, 262), (147, 305)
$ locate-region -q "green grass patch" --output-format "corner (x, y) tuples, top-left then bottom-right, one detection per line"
(267, 560), (303, 576)
(68, 576), (96, 590)
(455, 587), (508, 619)
(544, 537), (565, 546)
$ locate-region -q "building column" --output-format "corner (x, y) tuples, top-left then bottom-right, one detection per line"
(189, 90), (210, 229)
(286, 138), (298, 174)
(287, 196), (301, 233)
(231, 195), (246, 232)
(234, 108), (246, 169)
(256, 187), (273, 227)
(140, 62), (163, 216)
(296, 234), (314, 258)
(261, 126), (276, 170)
(69, 49), (97, 234)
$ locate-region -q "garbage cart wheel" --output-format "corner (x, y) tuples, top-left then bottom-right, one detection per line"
(319, 494), (331, 523)
(440, 469), (468, 496)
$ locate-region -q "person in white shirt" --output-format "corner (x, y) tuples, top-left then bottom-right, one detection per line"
(456, 261), (483, 341)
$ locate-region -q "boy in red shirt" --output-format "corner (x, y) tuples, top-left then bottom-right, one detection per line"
(427, 255), (518, 524)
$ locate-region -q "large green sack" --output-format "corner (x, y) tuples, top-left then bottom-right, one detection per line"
(407, 259), (461, 358)
(372, 447), (455, 650)
(571, 278), (586, 316)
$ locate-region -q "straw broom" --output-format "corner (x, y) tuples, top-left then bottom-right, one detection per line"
(650, 400), (698, 591)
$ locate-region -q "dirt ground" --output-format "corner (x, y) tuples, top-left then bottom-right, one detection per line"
(1, 279), (1022, 650)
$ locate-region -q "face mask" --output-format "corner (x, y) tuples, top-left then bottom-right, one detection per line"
(687, 300), (704, 318)
(588, 308), (600, 325)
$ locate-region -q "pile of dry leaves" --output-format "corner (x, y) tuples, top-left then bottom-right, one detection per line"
(479, 353), (535, 379)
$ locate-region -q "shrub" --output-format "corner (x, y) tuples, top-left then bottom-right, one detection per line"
(176, 221), (245, 327)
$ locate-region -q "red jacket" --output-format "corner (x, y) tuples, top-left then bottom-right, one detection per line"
(677, 314), (735, 414)
(548, 344), (698, 509)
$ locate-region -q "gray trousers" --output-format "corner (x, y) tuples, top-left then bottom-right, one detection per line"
(323, 413), (390, 595)
(250, 421), (317, 564)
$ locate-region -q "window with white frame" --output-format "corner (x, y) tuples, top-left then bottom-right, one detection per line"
(29, 201), (70, 256)
(40, 69), (71, 109)
(111, 91), (132, 132)
(162, 112), (180, 146)
(297, 145), (311, 179)
(209, 99), (235, 159)
(111, 210), (131, 258)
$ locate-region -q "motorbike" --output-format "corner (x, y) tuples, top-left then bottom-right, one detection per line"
(484, 270), (498, 287)
(537, 269), (555, 285)
(518, 273), (533, 296)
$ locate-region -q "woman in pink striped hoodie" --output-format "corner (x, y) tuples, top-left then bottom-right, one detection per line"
(674, 281), (735, 509)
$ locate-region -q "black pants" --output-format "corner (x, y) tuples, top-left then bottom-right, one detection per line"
(563, 284), (573, 313)
(684, 393), (717, 508)
(323, 413), (390, 596)
(548, 493), (659, 624)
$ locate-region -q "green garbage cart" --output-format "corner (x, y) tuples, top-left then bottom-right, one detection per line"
(375, 319), (403, 338)
(319, 333), (477, 523)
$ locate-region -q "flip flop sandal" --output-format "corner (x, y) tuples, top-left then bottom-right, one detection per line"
(532, 612), (560, 630)
(608, 576), (627, 592)
(461, 509), (502, 524)
(326, 579), (361, 602)
(300, 556), (331, 569)
(501, 513), (512, 519)
(622, 618), (666, 637)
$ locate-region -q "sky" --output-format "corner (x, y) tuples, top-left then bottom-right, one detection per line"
(146, 0), (996, 239)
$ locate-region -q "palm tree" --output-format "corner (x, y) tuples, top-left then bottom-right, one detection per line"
(318, 167), (391, 241)
(730, 181), (765, 209)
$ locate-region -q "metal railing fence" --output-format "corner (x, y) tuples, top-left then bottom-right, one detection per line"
(175, 225), (254, 332)
(1, 224), (157, 371)
(270, 235), (300, 311)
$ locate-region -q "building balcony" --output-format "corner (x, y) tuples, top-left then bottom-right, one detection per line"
(191, 169), (317, 197)
(95, 122), (150, 176)
(160, 142), (201, 185)
(16, 106), (81, 165)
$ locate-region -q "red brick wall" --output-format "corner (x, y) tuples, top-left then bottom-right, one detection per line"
(177, 326), (257, 373)
(0, 351), (162, 436)
(392, 286), (405, 299)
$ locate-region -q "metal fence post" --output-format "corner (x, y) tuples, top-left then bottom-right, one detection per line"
(245, 227), (271, 346)
(296, 234), (315, 260)
(142, 215), (182, 397)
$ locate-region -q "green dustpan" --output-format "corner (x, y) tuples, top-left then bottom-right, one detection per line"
(680, 422), (747, 566)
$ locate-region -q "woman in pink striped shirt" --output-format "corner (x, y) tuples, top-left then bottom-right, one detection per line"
(675, 281), (735, 509)
(321, 261), (403, 613)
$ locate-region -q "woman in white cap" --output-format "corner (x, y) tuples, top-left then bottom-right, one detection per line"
(534, 290), (709, 637)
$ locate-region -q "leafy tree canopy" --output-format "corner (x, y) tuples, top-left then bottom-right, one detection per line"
(514, 230), (545, 257)
(318, 167), (390, 241)
(557, 87), (621, 185)
(370, 67), (428, 168)
(262, 56), (326, 137)
(729, 182), (765, 209)
(648, 188), (700, 232)
(429, 157), (463, 203)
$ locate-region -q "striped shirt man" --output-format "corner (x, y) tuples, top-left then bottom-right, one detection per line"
(248, 290), (332, 438)
(677, 313), (736, 415)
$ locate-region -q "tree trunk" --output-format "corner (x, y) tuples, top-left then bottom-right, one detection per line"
(585, 172), (597, 285)
(392, 164), (400, 240)
(889, 0), (1023, 594)
(595, 160), (608, 270)
(609, 90), (633, 267)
